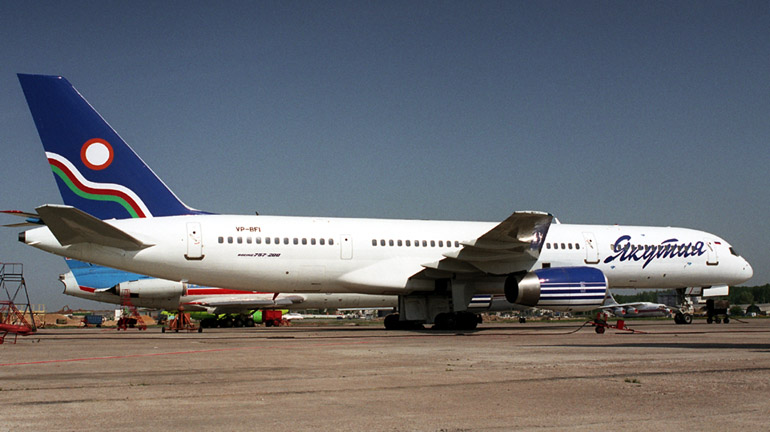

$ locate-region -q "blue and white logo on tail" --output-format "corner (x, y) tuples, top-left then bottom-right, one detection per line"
(17, 74), (202, 220)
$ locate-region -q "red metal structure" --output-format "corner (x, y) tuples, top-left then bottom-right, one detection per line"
(117, 288), (147, 331)
(162, 306), (200, 333)
(0, 263), (36, 344)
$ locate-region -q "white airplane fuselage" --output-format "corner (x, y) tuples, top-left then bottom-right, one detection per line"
(23, 214), (753, 296)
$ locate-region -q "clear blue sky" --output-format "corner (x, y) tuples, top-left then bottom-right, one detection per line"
(1, 1), (768, 310)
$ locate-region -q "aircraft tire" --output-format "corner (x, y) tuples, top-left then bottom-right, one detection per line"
(683, 314), (692, 324)
(384, 313), (400, 330)
(724, 317), (730, 324)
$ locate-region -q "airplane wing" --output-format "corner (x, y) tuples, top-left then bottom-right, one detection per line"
(421, 211), (553, 275)
(183, 294), (307, 314)
(35, 204), (153, 251)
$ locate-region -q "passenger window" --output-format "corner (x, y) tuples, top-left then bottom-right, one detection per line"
(265, 237), (271, 244)
(430, 240), (436, 247)
(372, 239), (377, 246)
(256, 237), (262, 244)
(380, 239), (386, 246)
(568, 243), (572, 250)
(546, 243), (551, 249)
(397, 240), (403, 247)
(575, 243), (580, 250)
(227, 237), (233, 244)
(218, 236), (224, 244)
(438, 240), (444, 247)
(311, 238), (316, 245)
(302, 238), (307, 245)
(561, 243), (566, 249)
(246, 237), (252, 244)
(320, 238), (325, 245)
(329, 238), (334, 245)
(293, 238), (298, 245)
(406, 240), (411, 247)
(422, 240), (428, 247)
(389, 240), (394, 247)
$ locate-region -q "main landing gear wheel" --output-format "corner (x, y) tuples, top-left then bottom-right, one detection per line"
(432, 312), (480, 331)
(383, 313), (424, 330)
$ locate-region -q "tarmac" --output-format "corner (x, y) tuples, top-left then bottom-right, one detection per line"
(1, 319), (769, 431)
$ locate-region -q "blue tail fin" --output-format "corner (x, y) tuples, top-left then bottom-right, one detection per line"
(65, 258), (150, 290)
(17, 74), (201, 219)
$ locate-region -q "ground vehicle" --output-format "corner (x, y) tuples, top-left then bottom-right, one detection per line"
(706, 299), (730, 324)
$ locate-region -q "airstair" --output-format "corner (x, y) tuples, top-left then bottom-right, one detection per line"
(0, 263), (36, 344)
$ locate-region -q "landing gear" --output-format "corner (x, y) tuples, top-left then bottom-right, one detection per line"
(674, 312), (693, 325)
(674, 288), (694, 325)
(432, 311), (479, 330)
(383, 313), (424, 330)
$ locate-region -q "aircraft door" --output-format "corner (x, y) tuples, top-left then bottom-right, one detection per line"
(340, 234), (352, 260)
(705, 240), (718, 266)
(185, 222), (204, 260)
(582, 232), (599, 264)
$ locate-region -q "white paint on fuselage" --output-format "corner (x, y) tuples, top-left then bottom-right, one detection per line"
(25, 215), (753, 295)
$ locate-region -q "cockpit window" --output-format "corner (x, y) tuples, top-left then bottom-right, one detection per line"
(729, 247), (740, 257)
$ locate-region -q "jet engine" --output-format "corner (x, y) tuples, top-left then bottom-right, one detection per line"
(114, 279), (186, 299)
(504, 267), (608, 311)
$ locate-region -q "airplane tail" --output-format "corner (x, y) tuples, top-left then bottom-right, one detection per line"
(17, 74), (202, 220)
(64, 258), (149, 290)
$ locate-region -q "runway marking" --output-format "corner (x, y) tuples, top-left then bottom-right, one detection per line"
(0, 339), (371, 367)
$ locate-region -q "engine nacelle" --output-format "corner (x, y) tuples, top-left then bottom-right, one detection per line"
(504, 267), (608, 311)
(115, 279), (186, 299)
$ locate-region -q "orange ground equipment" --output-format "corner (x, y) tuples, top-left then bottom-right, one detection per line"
(0, 263), (36, 344)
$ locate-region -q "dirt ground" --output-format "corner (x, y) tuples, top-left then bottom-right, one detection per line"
(1, 319), (769, 431)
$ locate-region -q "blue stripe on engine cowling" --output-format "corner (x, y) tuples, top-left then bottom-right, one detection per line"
(533, 267), (608, 308)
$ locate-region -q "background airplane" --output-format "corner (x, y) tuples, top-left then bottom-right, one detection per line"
(599, 291), (672, 318)
(61, 259), (532, 327)
(10, 74), (753, 330)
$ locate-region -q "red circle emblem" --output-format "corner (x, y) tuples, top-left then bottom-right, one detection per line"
(81, 139), (114, 170)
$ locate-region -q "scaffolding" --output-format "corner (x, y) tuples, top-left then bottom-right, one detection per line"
(0, 263), (36, 344)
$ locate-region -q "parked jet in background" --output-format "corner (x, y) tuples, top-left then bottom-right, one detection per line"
(12, 74), (753, 330)
(60, 259), (529, 325)
(61, 259), (396, 315)
(599, 291), (672, 318)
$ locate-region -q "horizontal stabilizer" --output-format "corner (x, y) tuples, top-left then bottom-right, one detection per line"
(35, 204), (152, 251)
(1, 210), (44, 227)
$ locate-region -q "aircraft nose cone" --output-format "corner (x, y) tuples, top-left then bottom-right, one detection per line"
(745, 259), (754, 280)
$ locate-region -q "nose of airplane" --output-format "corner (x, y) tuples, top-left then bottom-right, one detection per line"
(744, 259), (754, 280)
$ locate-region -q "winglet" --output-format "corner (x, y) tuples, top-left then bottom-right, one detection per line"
(35, 204), (152, 251)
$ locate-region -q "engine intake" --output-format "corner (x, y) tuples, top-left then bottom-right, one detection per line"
(505, 267), (607, 311)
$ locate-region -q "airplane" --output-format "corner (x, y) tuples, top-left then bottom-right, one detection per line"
(60, 258), (397, 320)
(9, 74), (754, 330)
(60, 259), (529, 326)
(598, 291), (672, 318)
